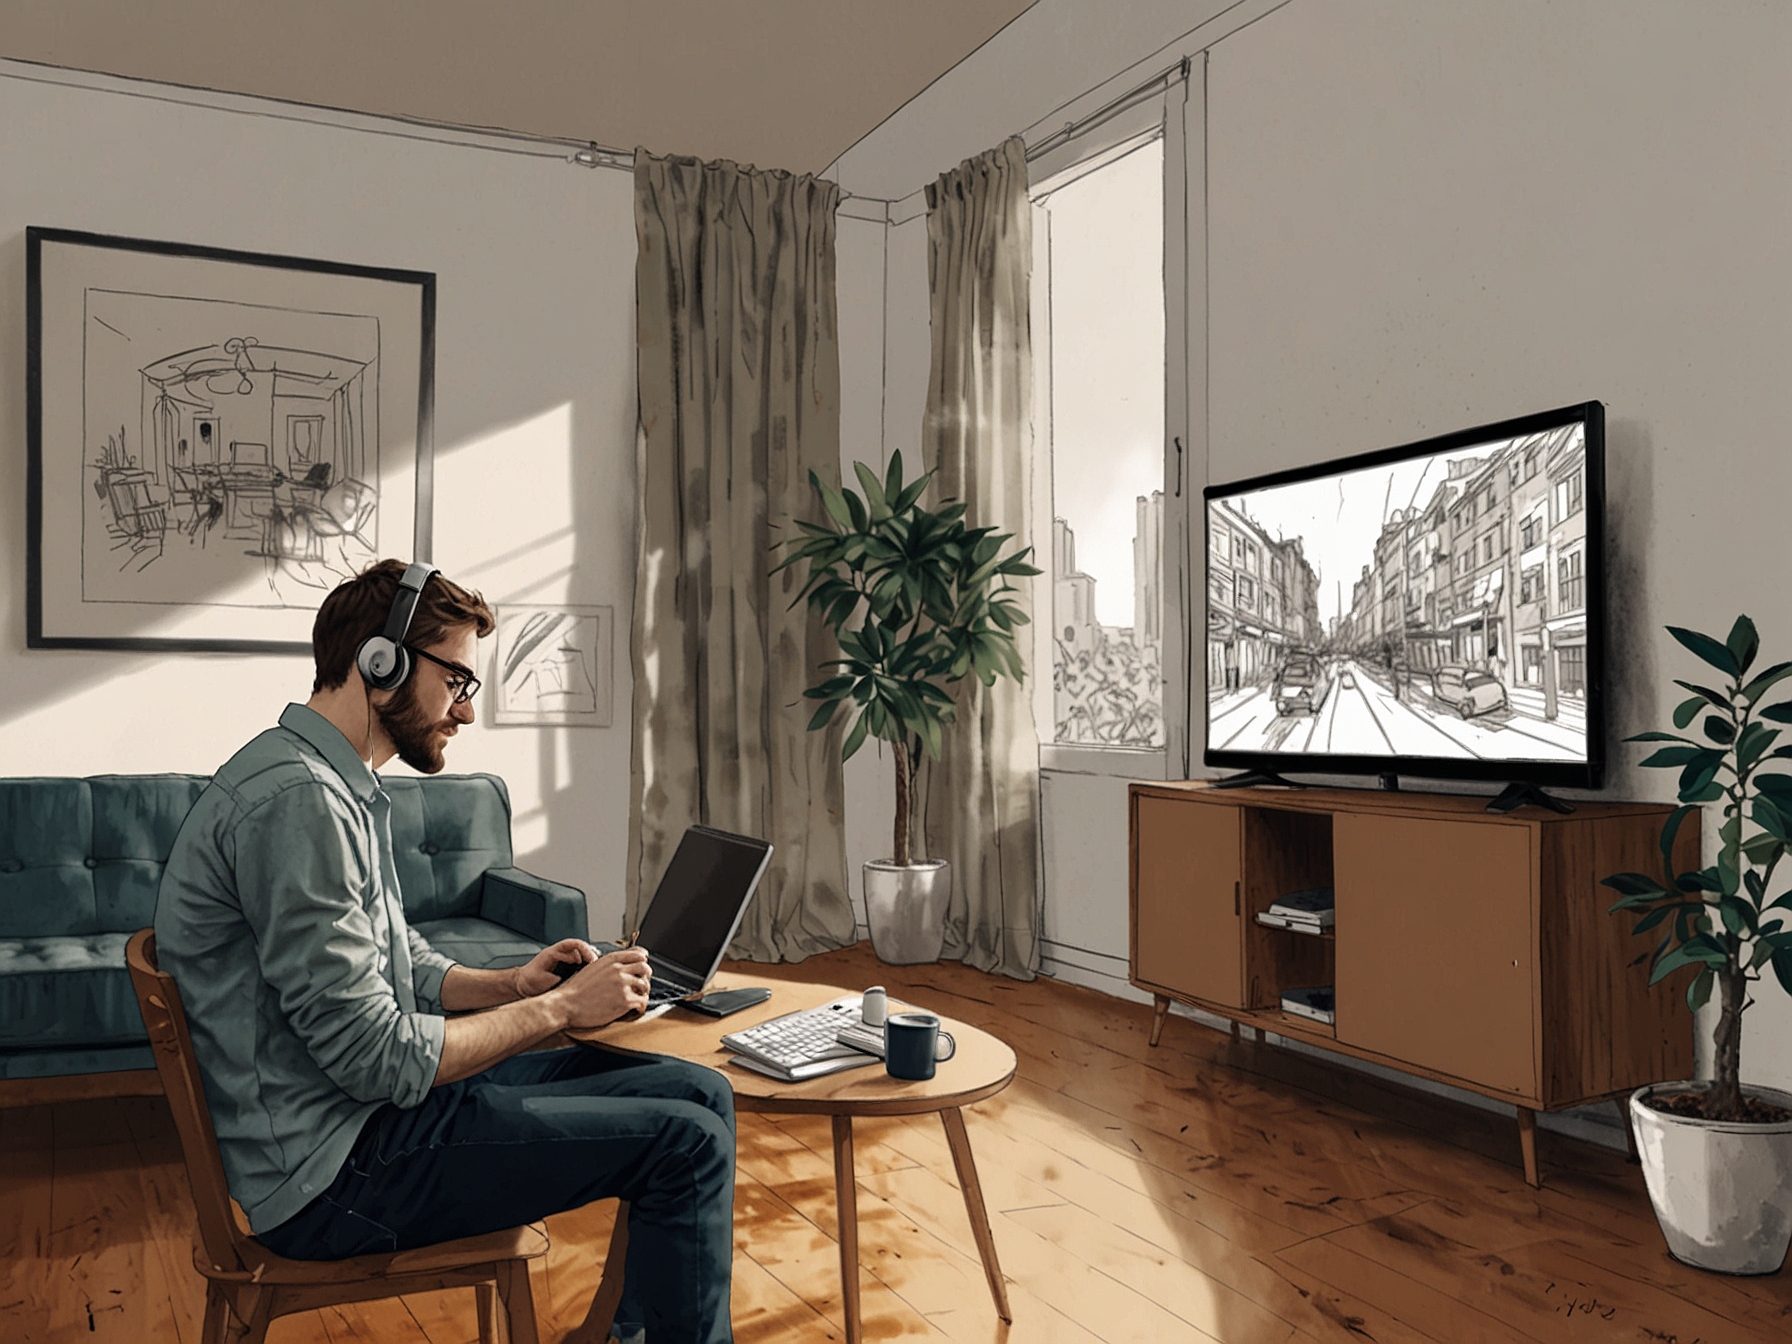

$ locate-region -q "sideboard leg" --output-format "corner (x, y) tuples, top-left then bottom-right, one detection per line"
(1516, 1106), (1540, 1188)
(1615, 1097), (1639, 1163)
(1148, 995), (1171, 1047)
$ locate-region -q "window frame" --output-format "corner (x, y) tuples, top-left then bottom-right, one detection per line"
(1030, 78), (1195, 780)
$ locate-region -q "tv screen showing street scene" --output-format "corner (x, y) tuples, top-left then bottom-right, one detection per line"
(1206, 415), (1594, 765)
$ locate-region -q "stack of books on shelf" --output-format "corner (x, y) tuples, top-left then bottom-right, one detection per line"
(1255, 885), (1334, 934)
(1280, 985), (1335, 1025)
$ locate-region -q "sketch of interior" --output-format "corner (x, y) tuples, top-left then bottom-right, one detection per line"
(82, 290), (383, 606)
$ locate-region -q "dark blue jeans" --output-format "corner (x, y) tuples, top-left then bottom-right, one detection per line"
(257, 1046), (735, 1342)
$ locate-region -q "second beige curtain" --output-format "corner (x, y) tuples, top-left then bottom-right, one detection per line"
(918, 137), (1044, 980)
(628, 149), (856, 962)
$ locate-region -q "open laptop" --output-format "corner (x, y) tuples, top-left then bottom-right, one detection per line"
(615, 825), (773, 1019)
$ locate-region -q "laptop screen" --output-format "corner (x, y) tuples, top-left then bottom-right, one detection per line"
(638, 825), (773, 984)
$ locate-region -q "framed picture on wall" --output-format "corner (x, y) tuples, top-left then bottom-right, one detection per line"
(26, 227), (436, 652)
(491, 604), (614, 727)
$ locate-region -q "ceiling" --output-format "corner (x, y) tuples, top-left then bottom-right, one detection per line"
(0, 0), (1037, 176)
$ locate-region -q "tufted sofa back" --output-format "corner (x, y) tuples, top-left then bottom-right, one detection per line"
(0, 773), (515, 937)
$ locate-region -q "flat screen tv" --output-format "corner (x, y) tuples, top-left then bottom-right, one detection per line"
(1203, 401), (1604, 795)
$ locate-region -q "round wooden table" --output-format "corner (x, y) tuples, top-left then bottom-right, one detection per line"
(570, 973), (1017, 1343)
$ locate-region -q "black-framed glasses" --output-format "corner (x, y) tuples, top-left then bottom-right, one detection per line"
(406, 645), (481, 704)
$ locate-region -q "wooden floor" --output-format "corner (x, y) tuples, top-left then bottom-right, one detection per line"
(5, 941), (1790, 1342)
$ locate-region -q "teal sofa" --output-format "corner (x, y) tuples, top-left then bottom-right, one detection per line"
(0, 772), (588, 1090)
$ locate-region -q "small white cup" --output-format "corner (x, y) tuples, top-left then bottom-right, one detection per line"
(860, 985), (887, 1027)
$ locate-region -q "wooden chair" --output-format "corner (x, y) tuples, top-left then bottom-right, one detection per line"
(126, 928), (629, 1344)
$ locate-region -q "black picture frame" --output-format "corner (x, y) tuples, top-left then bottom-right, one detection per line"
(26, 227), (436, 653)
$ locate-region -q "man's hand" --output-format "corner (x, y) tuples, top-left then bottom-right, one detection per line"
(512, 938), (600, 999)
(553, 948), (653, 1028)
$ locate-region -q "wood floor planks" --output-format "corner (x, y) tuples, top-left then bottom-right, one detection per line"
(5, 939), (1791, 1342)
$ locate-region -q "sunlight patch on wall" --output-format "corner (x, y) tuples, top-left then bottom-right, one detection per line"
(433, 402), (578, 591)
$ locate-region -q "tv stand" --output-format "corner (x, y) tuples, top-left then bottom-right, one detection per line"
(1485, 782), (1574, 815)
(1210, 769), (1301, 789)
(1127, 781), (1694, 1187)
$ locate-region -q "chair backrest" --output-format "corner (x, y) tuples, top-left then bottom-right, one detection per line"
(125, 928), (251, 1274)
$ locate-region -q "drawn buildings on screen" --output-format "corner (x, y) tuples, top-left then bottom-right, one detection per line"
(1327, 423), (1587, 716)
(1052, 492), (1165, 747)
(1210, 422), (1587, 721)
(1207, 502), (1320, 692)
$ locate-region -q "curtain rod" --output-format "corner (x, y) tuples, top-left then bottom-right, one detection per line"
(1023, 56), (1190, 163)
(0, 58), (636, 171)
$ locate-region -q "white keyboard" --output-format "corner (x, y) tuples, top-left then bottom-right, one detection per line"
(722, 996), (873, 1077)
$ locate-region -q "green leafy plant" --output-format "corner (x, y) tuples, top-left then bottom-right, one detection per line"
(774, 451), (1040, 867)
(1601, 616), (1792, 1122)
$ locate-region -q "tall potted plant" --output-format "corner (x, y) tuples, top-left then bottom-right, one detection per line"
(1603, 615), (1792, 1274)
(775, 451), (1038, 964)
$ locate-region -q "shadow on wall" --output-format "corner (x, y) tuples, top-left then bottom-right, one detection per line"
(1602, 415), (1656, 802)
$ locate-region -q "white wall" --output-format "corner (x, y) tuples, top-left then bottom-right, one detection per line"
(0, 67), (641, 938)
(835, 0), (1792, 1092)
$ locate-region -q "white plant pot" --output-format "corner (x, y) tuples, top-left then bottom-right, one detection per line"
(862, 859), (951, 965)
(1629, 1081), (1792, 1275)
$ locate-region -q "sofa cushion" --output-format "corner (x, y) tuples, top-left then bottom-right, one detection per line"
(386, 775), (514, 923)
(412, 916), (544, 971)
(0, 778), (98, 938)
(0, 933), (146, 1049)
(90, 774), (210, 932)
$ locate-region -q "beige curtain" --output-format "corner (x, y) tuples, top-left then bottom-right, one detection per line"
(628, 149), (855, 962)
(918, 137), (1043, 980)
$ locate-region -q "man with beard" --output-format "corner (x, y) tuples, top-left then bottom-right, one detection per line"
(155, 560), (736, 1344)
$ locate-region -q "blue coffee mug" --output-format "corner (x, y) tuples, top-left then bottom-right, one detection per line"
(884, 1012), (956, 1081)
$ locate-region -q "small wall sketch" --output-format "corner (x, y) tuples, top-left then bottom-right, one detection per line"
(492, 604), (613, 727)
(28, 228), (434, 652)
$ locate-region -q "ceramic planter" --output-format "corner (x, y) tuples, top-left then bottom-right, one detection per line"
(1629, 1081), (1792, 1275)
(862, 859), (951, 964)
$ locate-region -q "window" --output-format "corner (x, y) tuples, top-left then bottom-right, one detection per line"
(1555, 472), (1584, 522)
(1237, 574), (1256, 606)
(1520, 513), (1539, 550)
(1558, 549), (1584, 610)
(1508, 461), (1520, 488)
(1209, 573), (1230, 605)
(1480, 533), (1494, 564)
(1558, 643), (1586, 695)
(1271, 557), (1283, 585)
(1038, 133), (1167, 750)
(1521, 565), (1544, 605)
(1524, 449), (1539, 481)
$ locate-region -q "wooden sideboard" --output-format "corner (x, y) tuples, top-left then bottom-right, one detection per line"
(1129, 781), (1697, 1186)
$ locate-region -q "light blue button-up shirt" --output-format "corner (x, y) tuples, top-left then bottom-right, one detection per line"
(155, 704), (455, 1233)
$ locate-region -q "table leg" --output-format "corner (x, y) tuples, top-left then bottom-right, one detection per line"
(1516, 1105), (1540, 1188)
(940, 1107), (1012, 1323)
(832, 1114), (862, 1344)
(1149, 995), (1171, 1047)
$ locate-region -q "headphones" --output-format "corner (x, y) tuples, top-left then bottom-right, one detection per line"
(355, 562), (439, 691)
